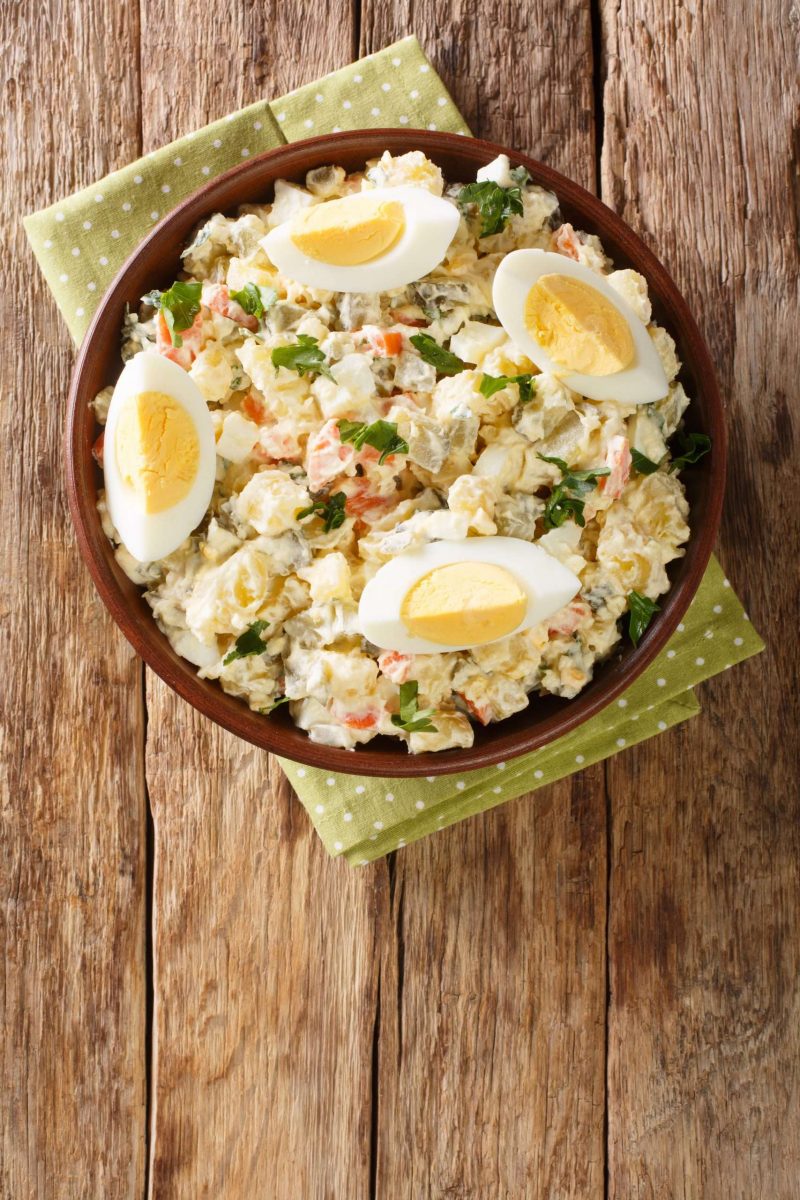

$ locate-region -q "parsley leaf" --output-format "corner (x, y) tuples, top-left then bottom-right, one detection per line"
(457, 180), (524, 236)
(261, 695), (291, 714)
(509, 164), (531, 187)
(537, 452), (569, 473)
(390, 681), (438, 733)
(480, 373), (536, 404)
(145, 280), (202, 347)
(297, 491), (347, 533)
(337, 419), (409, 465)
(409, 332), (467, 376)
(669, 431), (711, 472)
(271, 334), (334, 381)
(538, 453), (611, 529)
(631, 448), (664, 475)
(230, 282), (276, 320)
(627, 591), (660, 647)
(223, 620), (269, 666)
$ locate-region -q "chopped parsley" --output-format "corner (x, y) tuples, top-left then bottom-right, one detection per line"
(391, 681), (438, 734)
(627, 591), (660, 647)
(223, 620), (269, 666)
(143, 280), (202, 347)
(230, 282), (276, 320)
(669, 430), (711, 472)
(409, 332), (468, 376)
(457, 180), (524, 236)
(480, 373), (536, 405)
(537, 453), (611, 529)
(337, 419), (409, 465)
(297, 491), (347, 533)
(271, 334), (334, 380)
(631, 448), (664, 475)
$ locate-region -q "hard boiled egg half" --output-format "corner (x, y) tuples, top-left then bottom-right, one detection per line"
(103, 353), (216, 561)
(358, 536), (580, 654)
(261, 186), (460, 293)
(492, 249), (668, 403)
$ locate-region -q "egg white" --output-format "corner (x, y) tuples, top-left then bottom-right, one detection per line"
(492, 249), (669, 404)
(261, 186), (461, 293)
(103, 353), (216, 562)
(358, 536), (581, 654)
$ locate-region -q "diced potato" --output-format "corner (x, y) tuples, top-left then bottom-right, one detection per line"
(449, 320), (507, 365)
(216, 412), (260, 463)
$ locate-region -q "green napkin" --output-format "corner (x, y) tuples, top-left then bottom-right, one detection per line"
(24, 36), (764, 864)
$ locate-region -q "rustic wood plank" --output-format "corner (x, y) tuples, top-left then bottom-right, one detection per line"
(600, 3), (800, 1195)
(359, 8), (608, 1197)
(0, 2), (147, 1198)
(140, 8), (384, 1198)
(376, 779), (607, 1198)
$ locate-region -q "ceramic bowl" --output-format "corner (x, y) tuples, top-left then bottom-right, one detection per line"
(67, 130), (726, 776)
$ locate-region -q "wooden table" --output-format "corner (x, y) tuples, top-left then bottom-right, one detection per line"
(2, 3), (798, 1196)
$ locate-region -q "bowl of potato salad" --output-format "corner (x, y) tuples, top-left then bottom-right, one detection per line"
(67, 131), (725, 776)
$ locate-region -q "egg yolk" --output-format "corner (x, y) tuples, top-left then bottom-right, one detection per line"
(290, 194), (406, 265)
(115, 390), (199, 514)
(524, 273), (635, 376)
(400, 562), (527, 647)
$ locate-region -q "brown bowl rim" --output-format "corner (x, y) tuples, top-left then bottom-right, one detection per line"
(66, 129), (726, 777)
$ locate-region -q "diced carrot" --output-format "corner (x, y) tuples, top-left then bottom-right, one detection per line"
(342, 711), (379, 730)
(342, 476), (395, 518)
(242, 392), (268, 423)
(377, 651), (412, 684)
(92, 430), (105, 467)
(305, 418), (356, 491)
(329, 699), (382, 729)
(547, 599), (590, 637)
(368, 329), (404, 356)
(600, 435), (632, 499)
(552, 223), (581, 261)
(155, 309), (203, 368)
(204, 283), (259, 332)
(458, 693), (492, 725)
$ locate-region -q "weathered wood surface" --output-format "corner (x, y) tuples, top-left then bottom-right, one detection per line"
(138, 8), (383, 1199)
(3, 1), (798, 1198)
(600, 4), (800, 1196)
(362, 5), (609, 1198)
(1, 2), (148, 1198)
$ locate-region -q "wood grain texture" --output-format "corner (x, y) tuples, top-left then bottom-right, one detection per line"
(146, 723), (382, 1197)
(6, 2), (799, 1198)
(375, 779), (607, 1198)
(0, 2), (147, 1197)
(361, 5), (608, 1196)
(139, 7), (383, 1198)
(600, 3), (800, 1196)
(361, 0), (595, 175)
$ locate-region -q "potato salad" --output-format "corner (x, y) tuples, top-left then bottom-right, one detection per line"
(94, 149), (703, 753)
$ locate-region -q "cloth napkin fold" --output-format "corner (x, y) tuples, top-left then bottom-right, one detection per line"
(25, 36), (764, 864)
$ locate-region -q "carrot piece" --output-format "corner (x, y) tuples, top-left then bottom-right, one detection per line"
(374, 330), (403, 356)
